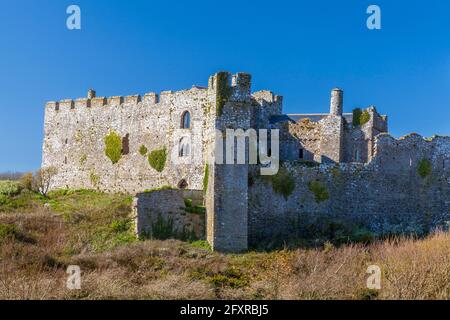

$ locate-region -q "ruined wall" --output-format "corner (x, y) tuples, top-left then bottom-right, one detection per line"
(42, 87), (213, 194)
(248, 134), (450, 246)
(134, 189), (205, 240)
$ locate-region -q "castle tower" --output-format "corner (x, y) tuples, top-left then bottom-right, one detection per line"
(330, 88), (343, 116)
(205, 72), (252, 253)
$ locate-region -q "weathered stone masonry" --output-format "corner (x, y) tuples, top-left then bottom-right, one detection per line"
(42, 71), (450, 252)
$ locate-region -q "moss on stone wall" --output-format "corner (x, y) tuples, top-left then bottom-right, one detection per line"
(104, 131), (122, 164)
(216, 72), (232, 117)
(89, 171), (100, 188)
(79, 154), (87, 167)
(203, 164), (209, 193)
(148, 148), (167, 172)
(308, 180), (329, 203)
(267, 168), (296, 200)
(417, 159), (432, 178)
(139, 145), (148, 156)
(352, 108), (371, 127)
(144, 185), (175, 193)
(360, 111), (371, 125)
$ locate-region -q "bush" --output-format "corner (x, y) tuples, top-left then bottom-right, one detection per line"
(352, 108), (371, 127)
(32, 167), (58, 197)
(216, 72), (232, 116)
(104, 131), (122, 164)
(0, 180), (21, 196)
(308, 180), (329, 203)
(0, 223), (18, 242)
(148, 148), (167, 172)
(417, 159), (432, 178)
(19, 172), (33, 190)
(359, 111), (371, 125)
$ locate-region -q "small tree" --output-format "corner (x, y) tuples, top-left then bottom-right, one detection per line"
(33, 167), (58, 197)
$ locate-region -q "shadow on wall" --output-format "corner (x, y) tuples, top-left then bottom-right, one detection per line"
(133, 189), (206, 241)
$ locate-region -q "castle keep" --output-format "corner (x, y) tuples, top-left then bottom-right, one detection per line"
(42, 72), (450, 252)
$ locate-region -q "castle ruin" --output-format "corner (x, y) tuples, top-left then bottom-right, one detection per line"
(42, 72), (450, 252)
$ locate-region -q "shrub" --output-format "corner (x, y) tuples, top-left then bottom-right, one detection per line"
(0, 180), (21, 196)
(216, 72), (232, 116)
(148, 148), (167, 172)
(0, 223), (18, 243)
(151, 214), (175, 240)
(308, 180), (329, 203)
(417, 159), (432, 178)
(352, 108), (362, 127)
(19, 172), (33, 190)
(110, 219), (132, 233)
(104, 131), (122, 164)
(32, 167), (58, 197)
(139, 145), (148, 156)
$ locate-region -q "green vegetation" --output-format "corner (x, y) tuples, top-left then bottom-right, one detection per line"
(150, 214), (175, 240)
(308, 180), (329, 203)
(352, 108), (371, 127)
(143, 185), (176, 193)
(417, 159), (432, 178)
(265, 168), (296, 200)
(0, 223), (19, 243)
(183, 198), (206, 215)
(139, 145), (148, 156)
(216, 72), (232, 117)
(148, 148), (167, 172)
(0, 180), (21, 196)
(359, 111), (371, 125)
(104, 131), (122, 164)
(89, 171), (100, 187)
(79, 154), (87, 166)
(203, 164), (209, 193)
(190, 240), (211, 251)
(352, 108), (362, 127)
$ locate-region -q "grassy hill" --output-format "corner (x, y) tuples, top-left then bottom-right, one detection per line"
(0, 185), (449, 300)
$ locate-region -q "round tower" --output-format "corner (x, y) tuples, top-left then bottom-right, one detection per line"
(330, 88), (343, 116)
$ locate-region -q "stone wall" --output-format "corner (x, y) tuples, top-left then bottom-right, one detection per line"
(133, 189), (205, 240)
(248, 134), (450, 246)
(42, 83), (217, 194)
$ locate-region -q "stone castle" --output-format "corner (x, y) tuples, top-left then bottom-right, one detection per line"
(42, 72), (450, 252)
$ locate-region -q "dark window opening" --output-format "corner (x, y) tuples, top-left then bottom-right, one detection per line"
(122, 134), (130, 155)
(181, 111), (191, 129)
(299, 148), (304, 159)
(179, 137), (190, 157)
(65, 138), (68, 145)
(178, 179), (188, 189)
(64, 156), (67, 165)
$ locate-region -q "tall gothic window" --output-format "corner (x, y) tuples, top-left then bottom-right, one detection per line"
(179, 137), (190, 157)
(181, 111), (191, 129)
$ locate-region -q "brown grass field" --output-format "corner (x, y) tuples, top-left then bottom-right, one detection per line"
(0, 189), (449, 300)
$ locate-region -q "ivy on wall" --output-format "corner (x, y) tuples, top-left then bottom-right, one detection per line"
(308, 180), (329, 203)
(139, 145), (148, 156)
(417, 159), (432, 178)
(266, 168), (296, 200)
(104, 131), (122, 164)
(352, 108), (371, 127)
(148, 148), (167, 172)
(216, 72), (232, 117)
(203, 164), (209, 193)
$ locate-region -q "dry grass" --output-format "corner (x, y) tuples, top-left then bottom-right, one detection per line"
(0, 191), (449, 300)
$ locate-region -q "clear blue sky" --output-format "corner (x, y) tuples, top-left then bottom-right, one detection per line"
(0, 0), (449, 172)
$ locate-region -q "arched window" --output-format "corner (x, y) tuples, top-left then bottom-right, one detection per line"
(179, 137), (190, 157)
(178, 179), (188, 189)
(181, 111), (191, 129)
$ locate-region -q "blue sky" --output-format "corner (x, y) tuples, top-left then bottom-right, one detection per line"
(0, 0), (449, 172)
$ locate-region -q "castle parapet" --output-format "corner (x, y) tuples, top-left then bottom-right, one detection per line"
(124, 95), (141, 104)
(91, 97), (107, 108)
(108, 96), (123, 107)
(143, 92), (159, 104)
